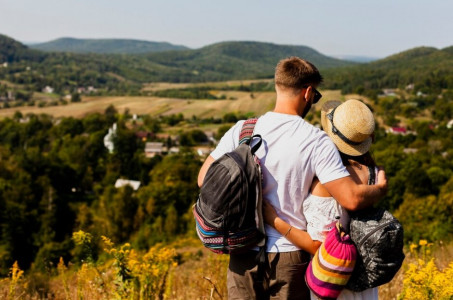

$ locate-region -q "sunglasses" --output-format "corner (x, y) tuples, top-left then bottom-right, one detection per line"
(303, 86), (322, 104)
(312, 87), (322, 104)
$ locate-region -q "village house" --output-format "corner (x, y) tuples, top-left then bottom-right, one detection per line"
(386, 127), (407, 135)
(42, 86), (54, 94)
(403, 148), (418, 154)
(114, 179), (141, 191)
(379, 88), (397, 97)
(168, 147), (180, 154)
(447, 119), (453, 129)
(77, 86), (97, 94)
(0, 91), (14, 102)
(135, 131), (153, 141)
(385, 127), (417, 135)
(197, 147), (212, 157)
(144, 142), (165, 158)
(405, 83), (415, 90)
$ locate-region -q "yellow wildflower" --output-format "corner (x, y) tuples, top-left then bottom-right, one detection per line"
(57, 257), (67, 274)
(101, 235), (114, 248)
(72, 230), (92, 245)
(10, 261), (24, 282)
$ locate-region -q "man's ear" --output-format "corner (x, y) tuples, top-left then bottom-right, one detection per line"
(303, 86), (312, 102)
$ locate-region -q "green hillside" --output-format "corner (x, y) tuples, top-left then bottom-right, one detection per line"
(0, 34), (45, 63)
(2, 33), (452, 98)
(0, 34), (356, 94)
(142, 41), (354, 81)
(30, 37), (190, 54)
(322, 46), (453, 95)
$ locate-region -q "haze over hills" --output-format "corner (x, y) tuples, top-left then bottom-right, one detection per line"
(29, 37), (190, 54)
(333, 55), (380, 63)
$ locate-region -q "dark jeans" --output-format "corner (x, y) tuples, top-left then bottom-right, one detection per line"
(227, 250), (311, 300)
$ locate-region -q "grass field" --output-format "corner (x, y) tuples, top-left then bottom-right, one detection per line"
(0, 87), (345, 120)
(141, 79), (275, 92)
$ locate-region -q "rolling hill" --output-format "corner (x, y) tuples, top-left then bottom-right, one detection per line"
(322, 46), (453, 93)
(29, 37), (189, 54)
(141, 41), (354, 81)
(0, 34), (45, 63)
(1, 33), (451, 97)
(0, 34), (356, 93)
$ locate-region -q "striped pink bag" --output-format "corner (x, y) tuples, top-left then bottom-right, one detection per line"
(305, 223), (357, 300)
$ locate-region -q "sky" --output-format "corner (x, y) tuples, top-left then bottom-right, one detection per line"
(1, 0), (452, 58)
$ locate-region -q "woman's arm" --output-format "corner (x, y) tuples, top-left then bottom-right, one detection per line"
(263, 201), (321, 255)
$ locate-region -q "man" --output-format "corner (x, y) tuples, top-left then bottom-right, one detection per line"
(198, 57), (388, 299)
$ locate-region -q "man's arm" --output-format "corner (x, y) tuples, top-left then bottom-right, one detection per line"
(323, 169), (388, 211)
(198, 155), (215, 187)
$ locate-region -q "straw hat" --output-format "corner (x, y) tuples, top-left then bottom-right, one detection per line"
(320, 99), (375, 156)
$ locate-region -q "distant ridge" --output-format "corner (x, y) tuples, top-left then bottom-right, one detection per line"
(3, 33), (450, 94)
(1, 34), (356, 90)
(29, 37), (190, 54)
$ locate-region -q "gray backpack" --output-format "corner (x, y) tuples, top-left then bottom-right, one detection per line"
(346, 207), (405, 291)
(193, 119), (266, 254)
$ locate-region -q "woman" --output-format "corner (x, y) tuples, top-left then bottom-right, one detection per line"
(263, 99), (379, 300)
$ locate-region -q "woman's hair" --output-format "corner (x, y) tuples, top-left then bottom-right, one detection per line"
(339, 151), (376, 167)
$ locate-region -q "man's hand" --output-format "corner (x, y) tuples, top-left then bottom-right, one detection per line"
(377, 167), (388, 194)
(324, 166), (389, 211)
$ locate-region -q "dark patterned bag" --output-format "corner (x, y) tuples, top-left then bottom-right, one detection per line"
(193, 119), (266, 254)
(346, 208), (405, 291)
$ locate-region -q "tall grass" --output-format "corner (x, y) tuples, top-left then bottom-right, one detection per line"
(1, 233), (452, 299)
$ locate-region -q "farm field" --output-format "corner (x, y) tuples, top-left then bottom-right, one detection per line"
(0, 87), (344, 120)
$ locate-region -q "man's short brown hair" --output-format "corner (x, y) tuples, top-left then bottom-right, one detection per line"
(274, 57), (323, 93)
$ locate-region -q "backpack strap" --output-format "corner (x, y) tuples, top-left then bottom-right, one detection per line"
(239, 118), (268, 267)
(240, 118), (262, 156)
(239, 118), (258, 145)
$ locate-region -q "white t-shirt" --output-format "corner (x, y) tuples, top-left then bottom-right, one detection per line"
(210, 112), (349, 252)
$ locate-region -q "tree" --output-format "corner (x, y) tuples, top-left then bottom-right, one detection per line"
(71, 93), (81, 102)
(95, 185), (138, 243)
(105, 104), (118, 125)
